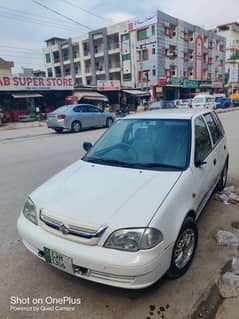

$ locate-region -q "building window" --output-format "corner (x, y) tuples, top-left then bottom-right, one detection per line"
(152, 47), (156, 55)
(122, 33), (129, 41)
(152, 24), (155, 35)
(122, 53), (131, 61)
(152, 69), (156, 76)
(123, 73), (132, 81)
(137, 28), (148, 40)
(45, 53), (51, 64)
(47, 67), (53, 77)
(142, 49), (148, 61)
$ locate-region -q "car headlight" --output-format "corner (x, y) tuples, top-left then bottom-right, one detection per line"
(22, 197), (38, 225)
(104, 228), (163, 252)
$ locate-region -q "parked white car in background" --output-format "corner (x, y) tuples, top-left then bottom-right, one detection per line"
(192, 94), (216, 109)
(17, 109), (229, 289)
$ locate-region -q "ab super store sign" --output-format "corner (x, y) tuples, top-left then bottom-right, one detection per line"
(0, 76), (73, 91)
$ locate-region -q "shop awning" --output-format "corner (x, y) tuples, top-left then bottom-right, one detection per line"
(73, 91), (108, 101)
(12, 93), (43, 99)
(122, 89), (150, 97)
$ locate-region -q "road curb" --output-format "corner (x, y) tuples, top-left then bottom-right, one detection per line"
(216, 107), (239, 114)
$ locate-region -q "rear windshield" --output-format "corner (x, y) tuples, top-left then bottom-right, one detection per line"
(53, 105), (71, 113)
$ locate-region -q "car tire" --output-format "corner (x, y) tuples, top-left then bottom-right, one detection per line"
(216, 158), (228, 192)
(106, 117), (113, 128)
(71, 121), (81, 133)
(166, 217), (198, 279)
(54, 128), (63, 133)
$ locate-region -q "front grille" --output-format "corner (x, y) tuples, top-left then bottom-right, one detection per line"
(39, 211), (107, 242)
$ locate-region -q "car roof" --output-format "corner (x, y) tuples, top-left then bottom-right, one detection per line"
(125, 108), (213, 120)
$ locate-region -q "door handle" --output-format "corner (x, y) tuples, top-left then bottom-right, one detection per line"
(213, 159), (217, 165)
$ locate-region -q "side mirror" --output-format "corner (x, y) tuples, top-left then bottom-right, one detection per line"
(195, 159), (207, 167)
(83, 142), (92, 152)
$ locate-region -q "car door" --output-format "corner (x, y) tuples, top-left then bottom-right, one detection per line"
(87, 105), (105, 127)
(203, 112), (227, 181)
(191, 115), (217, 214)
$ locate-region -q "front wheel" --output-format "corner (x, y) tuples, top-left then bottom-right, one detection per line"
(167, 217), (198, 279)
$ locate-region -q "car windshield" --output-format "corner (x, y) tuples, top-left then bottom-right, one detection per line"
(83, 118), (191, 171)
(193, 97), (204, 103)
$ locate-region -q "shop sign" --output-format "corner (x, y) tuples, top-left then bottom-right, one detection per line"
(128, 12), (157, 31)
(212, 81), (223, 89)
(183, 80), (199, 88)
(229, 64), (238, 83)
(97, 80), (121, 91)
(158, 76), (167, 86)
(0, 76), (73, 91)
(199, 81), (212, 88)
(167, 78), (183, 86)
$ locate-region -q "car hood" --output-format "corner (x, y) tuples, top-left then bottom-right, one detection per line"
(31, 160), (182, 229)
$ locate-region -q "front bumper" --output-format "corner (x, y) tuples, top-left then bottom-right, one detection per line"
(17, 214), (173, 289)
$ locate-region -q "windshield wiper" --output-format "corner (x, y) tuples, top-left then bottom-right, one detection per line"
(130, 163), (182, 170)
(84, 157), (129, 167)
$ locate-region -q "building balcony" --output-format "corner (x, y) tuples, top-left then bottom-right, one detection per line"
(95, 51), (104, 58)
(85, 70), (92, 76)
(53, 61), (61, 67)
(108, 48), (120, 55)
(109, 66), (121, 73)
(62, 44), (69, 50)
(63, 59), (71, 65)
(96, 69), (105, 75)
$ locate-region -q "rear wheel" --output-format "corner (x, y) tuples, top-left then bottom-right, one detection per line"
(71, 121), (81, 133)
(167, 217), (198, 279)
(216, 158), (228, 191)
(106, 117), (113, 128)
(54, 128), (63, 133)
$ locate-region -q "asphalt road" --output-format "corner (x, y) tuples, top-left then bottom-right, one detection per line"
(0, 112), (239, 319)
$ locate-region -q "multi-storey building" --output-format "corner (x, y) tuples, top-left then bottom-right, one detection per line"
(216, 22), (239, 92)
(0, 58), (14, 77)
(43, 10), (226, 99)
(124, 11), (226, 98)
(43, 21), (128, 88)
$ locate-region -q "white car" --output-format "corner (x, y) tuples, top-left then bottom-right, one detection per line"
(17, 109), (229, 289)
(192, 94), (216, 109)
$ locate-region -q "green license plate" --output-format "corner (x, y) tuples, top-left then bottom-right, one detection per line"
(44, 247), (73, 274)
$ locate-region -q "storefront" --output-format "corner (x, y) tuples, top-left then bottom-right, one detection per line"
(122, 89), (150, 111)
(65, 89), (108, 107)
(97, 80), (121, 111)
(0, 76), (73, 121)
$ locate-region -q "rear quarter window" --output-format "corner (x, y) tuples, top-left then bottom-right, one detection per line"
(203, 113), (222, 144)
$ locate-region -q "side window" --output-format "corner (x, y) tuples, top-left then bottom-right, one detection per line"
(87, 106), (99, 113)
(80, 105), (89, 112)
(204, 113), (221, 144)
(212, 112), (224, 137)
(194, 116), (212, 164)
(73, 105), (81, 112)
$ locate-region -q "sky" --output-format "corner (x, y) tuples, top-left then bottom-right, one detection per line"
(0, 0), (238, 74)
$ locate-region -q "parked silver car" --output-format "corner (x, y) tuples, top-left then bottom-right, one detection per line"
(47, 104), (114, 133)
